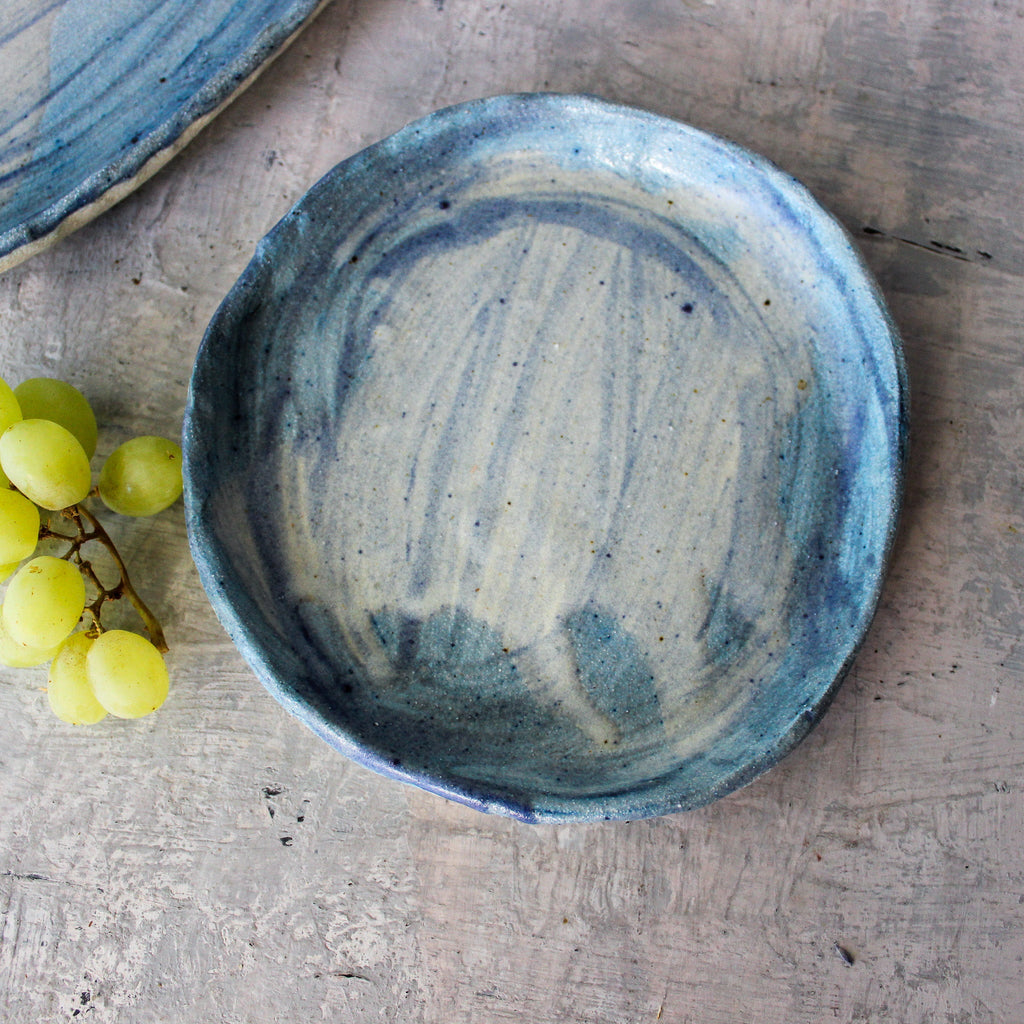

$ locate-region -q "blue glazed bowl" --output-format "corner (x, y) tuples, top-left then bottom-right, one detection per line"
(0, 0), (327, 272)
(184, 94), (908, 823)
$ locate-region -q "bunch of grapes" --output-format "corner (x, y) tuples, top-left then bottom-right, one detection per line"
(0, 375), (182, 724)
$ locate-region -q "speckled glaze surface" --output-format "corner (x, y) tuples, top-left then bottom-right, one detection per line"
(0, 0), (327, 272)
(184, 93), (908, 823)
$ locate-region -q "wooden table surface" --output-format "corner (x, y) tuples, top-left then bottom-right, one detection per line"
(2, 1), (1022, 1021)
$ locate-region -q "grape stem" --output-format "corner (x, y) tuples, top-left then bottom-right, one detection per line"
(40, 502), (168, 653)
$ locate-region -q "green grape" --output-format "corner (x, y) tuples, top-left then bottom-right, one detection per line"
(0, 488), (40, 564)
(98, 435), (183, 517)
(0, 560), (23, 583)
(0, 418), (92, 510)
(0, 377), (21, 488)
(47, 632), (106, 724)
(2, 555), (85, 649)
(14, 377), (98, 458)
(0, 377), (21, 434)
(86, 629), (169, 718)
(0, 614), (60, 668)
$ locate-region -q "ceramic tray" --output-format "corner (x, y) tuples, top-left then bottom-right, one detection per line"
(0, 0), (327, 272)
(184, 94), (908, 823)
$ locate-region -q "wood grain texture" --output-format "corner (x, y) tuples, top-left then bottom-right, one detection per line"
(1, 0), (1022, 1020)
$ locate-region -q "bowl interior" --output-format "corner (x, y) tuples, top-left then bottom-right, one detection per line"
(184, 94), (906, 822)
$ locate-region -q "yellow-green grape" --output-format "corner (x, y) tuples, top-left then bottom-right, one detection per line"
(47, 632), (106, 724)
(0, 377), (21, 433)
(0, 614), (60, 668)
(0, 488), (40, 564)
(0, 377), (21, 488)
(98, 436), (183, 517)
(0, 560), (23, 583)
(14, 377), (98, 458)
(0, 418), (92, 510)
(2, 555), (85, 649)
(86, 630), (169, 718)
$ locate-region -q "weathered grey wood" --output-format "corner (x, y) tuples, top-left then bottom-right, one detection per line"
(1, 1), (1022, 1020)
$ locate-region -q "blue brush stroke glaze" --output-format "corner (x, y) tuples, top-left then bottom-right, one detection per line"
(183, 93), (909, 823)
(563, 604), (662, 733)
(0, 0), (324, 265)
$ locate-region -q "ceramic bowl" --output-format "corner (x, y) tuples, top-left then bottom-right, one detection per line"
(0, 0), (327, 273)
(184, 93), (908, 823)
